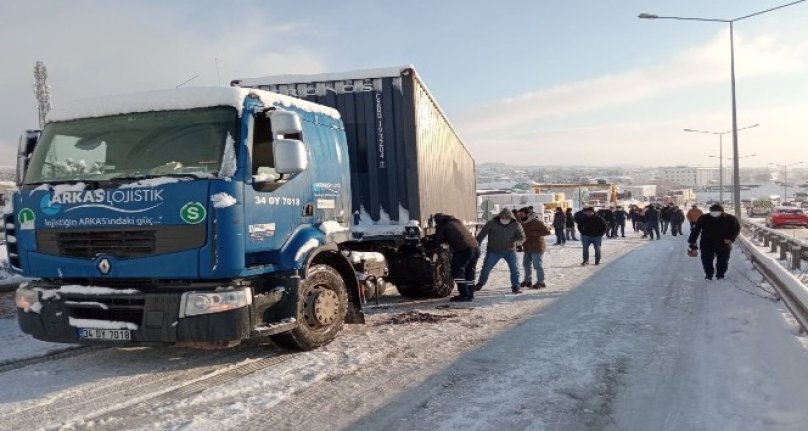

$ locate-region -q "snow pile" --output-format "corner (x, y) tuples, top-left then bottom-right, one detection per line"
(119, 177), (186, 189)
(351, 205), (413, 237)
(294, 239), (320, 262)
(68, 317), (138, 330)
(52, 182), (87, 194)
(54, 285), (141, 295)
(2, 199), (13, 215)
(218, 133), (237, 178)
(235, 65), (413, 86)
(319, 221), (348, 235)
(211, 193), (237, 209)
(346, 251), (386, 264)
(46, 87), (340, 123)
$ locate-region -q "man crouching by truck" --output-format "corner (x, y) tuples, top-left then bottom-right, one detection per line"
(434, 213), (480, 302)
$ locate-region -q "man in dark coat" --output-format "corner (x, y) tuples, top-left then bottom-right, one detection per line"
(434, 213), (481, 302)
(644, 205), (661, 240)
(597, 208), (616, 238)
(552, 207), (566, 245)
(629, 206), (640, 232)
(688, 204), (741, 280)
(577, 207), (608, 265)
(669, 206), (686, 236)
(565, 208), (578, 241)
(475, 208), (527, 294)
(613, 206), (628, 238)
(660, 203), (673, 235)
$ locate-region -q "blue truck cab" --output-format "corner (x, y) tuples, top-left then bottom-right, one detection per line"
(10, 87), (369, 350)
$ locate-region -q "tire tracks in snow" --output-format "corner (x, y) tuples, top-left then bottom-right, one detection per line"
(0, 344), (282, 431)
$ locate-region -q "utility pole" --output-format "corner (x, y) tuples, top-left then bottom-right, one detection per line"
(33, 61), (52, 129)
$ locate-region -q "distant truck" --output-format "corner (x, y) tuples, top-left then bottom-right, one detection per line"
(9, 66), (475, 350)
(747, 198), (774, 218)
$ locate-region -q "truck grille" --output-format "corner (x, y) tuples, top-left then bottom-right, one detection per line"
(66, 297), (146, 326)
(37, 225), (206, 259)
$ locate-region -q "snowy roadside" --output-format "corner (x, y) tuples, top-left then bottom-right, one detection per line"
(0, 236), (643, 431)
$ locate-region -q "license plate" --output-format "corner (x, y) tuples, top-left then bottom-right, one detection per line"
(78, 328), (132, 341)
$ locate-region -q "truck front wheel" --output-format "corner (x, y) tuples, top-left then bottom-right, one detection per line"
(272, 265), (348, 350)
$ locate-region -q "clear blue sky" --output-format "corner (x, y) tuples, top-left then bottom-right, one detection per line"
(1, 0), (807, 167)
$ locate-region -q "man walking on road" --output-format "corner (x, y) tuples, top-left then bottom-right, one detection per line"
(434, 213), (481, 302)
(660, 203), (672, 235)
(686, 204), (703, 230)
(613, 206), (628, 238)
(475, 208), (526, 294)
(670, 206), (685, 236)
(577, 207), (607, 266)
(688, 204), (741, 280)
(518, 207), (551, 289)
(644, 205), (661, 240)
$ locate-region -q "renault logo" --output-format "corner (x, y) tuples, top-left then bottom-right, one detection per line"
(97, 258), (111, 275)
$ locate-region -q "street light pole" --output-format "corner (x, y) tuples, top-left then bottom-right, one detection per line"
(684, 124), (758, 205)
(641, 0), (806, 217)
(770, 162), (804, 202)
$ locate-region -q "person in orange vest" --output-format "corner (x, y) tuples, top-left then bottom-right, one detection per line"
(686, 204), (704, 230)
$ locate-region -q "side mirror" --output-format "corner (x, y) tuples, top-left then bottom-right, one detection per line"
(16, 129), (40, 186)
(273, 139), (308, 175)
(269, 110), (302, 135)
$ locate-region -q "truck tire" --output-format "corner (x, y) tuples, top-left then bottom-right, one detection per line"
(271, 265), (348, 351)
(393, 249), (454, 298)
(419, 248), (454, 297)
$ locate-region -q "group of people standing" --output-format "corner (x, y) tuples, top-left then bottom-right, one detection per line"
(628, 202), (691, 239)
(434, 200), (742, 303)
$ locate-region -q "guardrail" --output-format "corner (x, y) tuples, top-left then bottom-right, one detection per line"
(739, 220), (808, 333)
(741, 220), (808, 271)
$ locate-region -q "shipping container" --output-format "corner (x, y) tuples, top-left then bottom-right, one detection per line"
(232, 66), (476, 232)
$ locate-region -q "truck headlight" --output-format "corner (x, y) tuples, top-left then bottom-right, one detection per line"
(180, 288), (252, 317)
(15, 286), (39, 310)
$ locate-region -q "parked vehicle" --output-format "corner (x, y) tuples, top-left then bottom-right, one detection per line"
(765, 207), (808, 229)
(9, 66), (475, 350)
(747, 198), (773, 218)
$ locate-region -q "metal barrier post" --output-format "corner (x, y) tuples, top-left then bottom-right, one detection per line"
(764, 233), (770, 247)
(780, 243), (788, 261)
(770, 237), (778, 253)
(792, 245), (802, 270)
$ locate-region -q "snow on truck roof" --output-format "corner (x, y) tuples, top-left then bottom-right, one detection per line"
(46, 87), (341, 123)
(233, 65), (414, 86)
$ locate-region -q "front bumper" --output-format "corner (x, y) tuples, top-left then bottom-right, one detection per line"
(17, 285), (253, 346)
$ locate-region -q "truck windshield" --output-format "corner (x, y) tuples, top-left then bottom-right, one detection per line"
(24, 107), (238, 185)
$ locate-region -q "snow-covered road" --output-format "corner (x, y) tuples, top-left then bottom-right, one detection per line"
(1, 228), (807, 431)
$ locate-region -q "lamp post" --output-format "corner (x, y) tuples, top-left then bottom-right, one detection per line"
(709, 154), (756, 202)
(684, 124), (759, 204)
(640, 0), (806, 217)
(769, 162), (804, 202)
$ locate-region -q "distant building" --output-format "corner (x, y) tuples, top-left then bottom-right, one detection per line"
(658, 167), (731, 187)
(623, 185), (657, 199)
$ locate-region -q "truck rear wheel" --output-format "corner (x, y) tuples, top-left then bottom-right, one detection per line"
(393, 249), (454, 298)
(271, 265), (348, 350)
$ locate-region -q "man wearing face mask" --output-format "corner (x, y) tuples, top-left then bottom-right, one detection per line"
(475, 208), (527, 294)
(688, 204), (741, 280)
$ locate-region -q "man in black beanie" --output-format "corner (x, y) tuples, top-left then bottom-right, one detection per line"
(687, 203), (741, 280)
